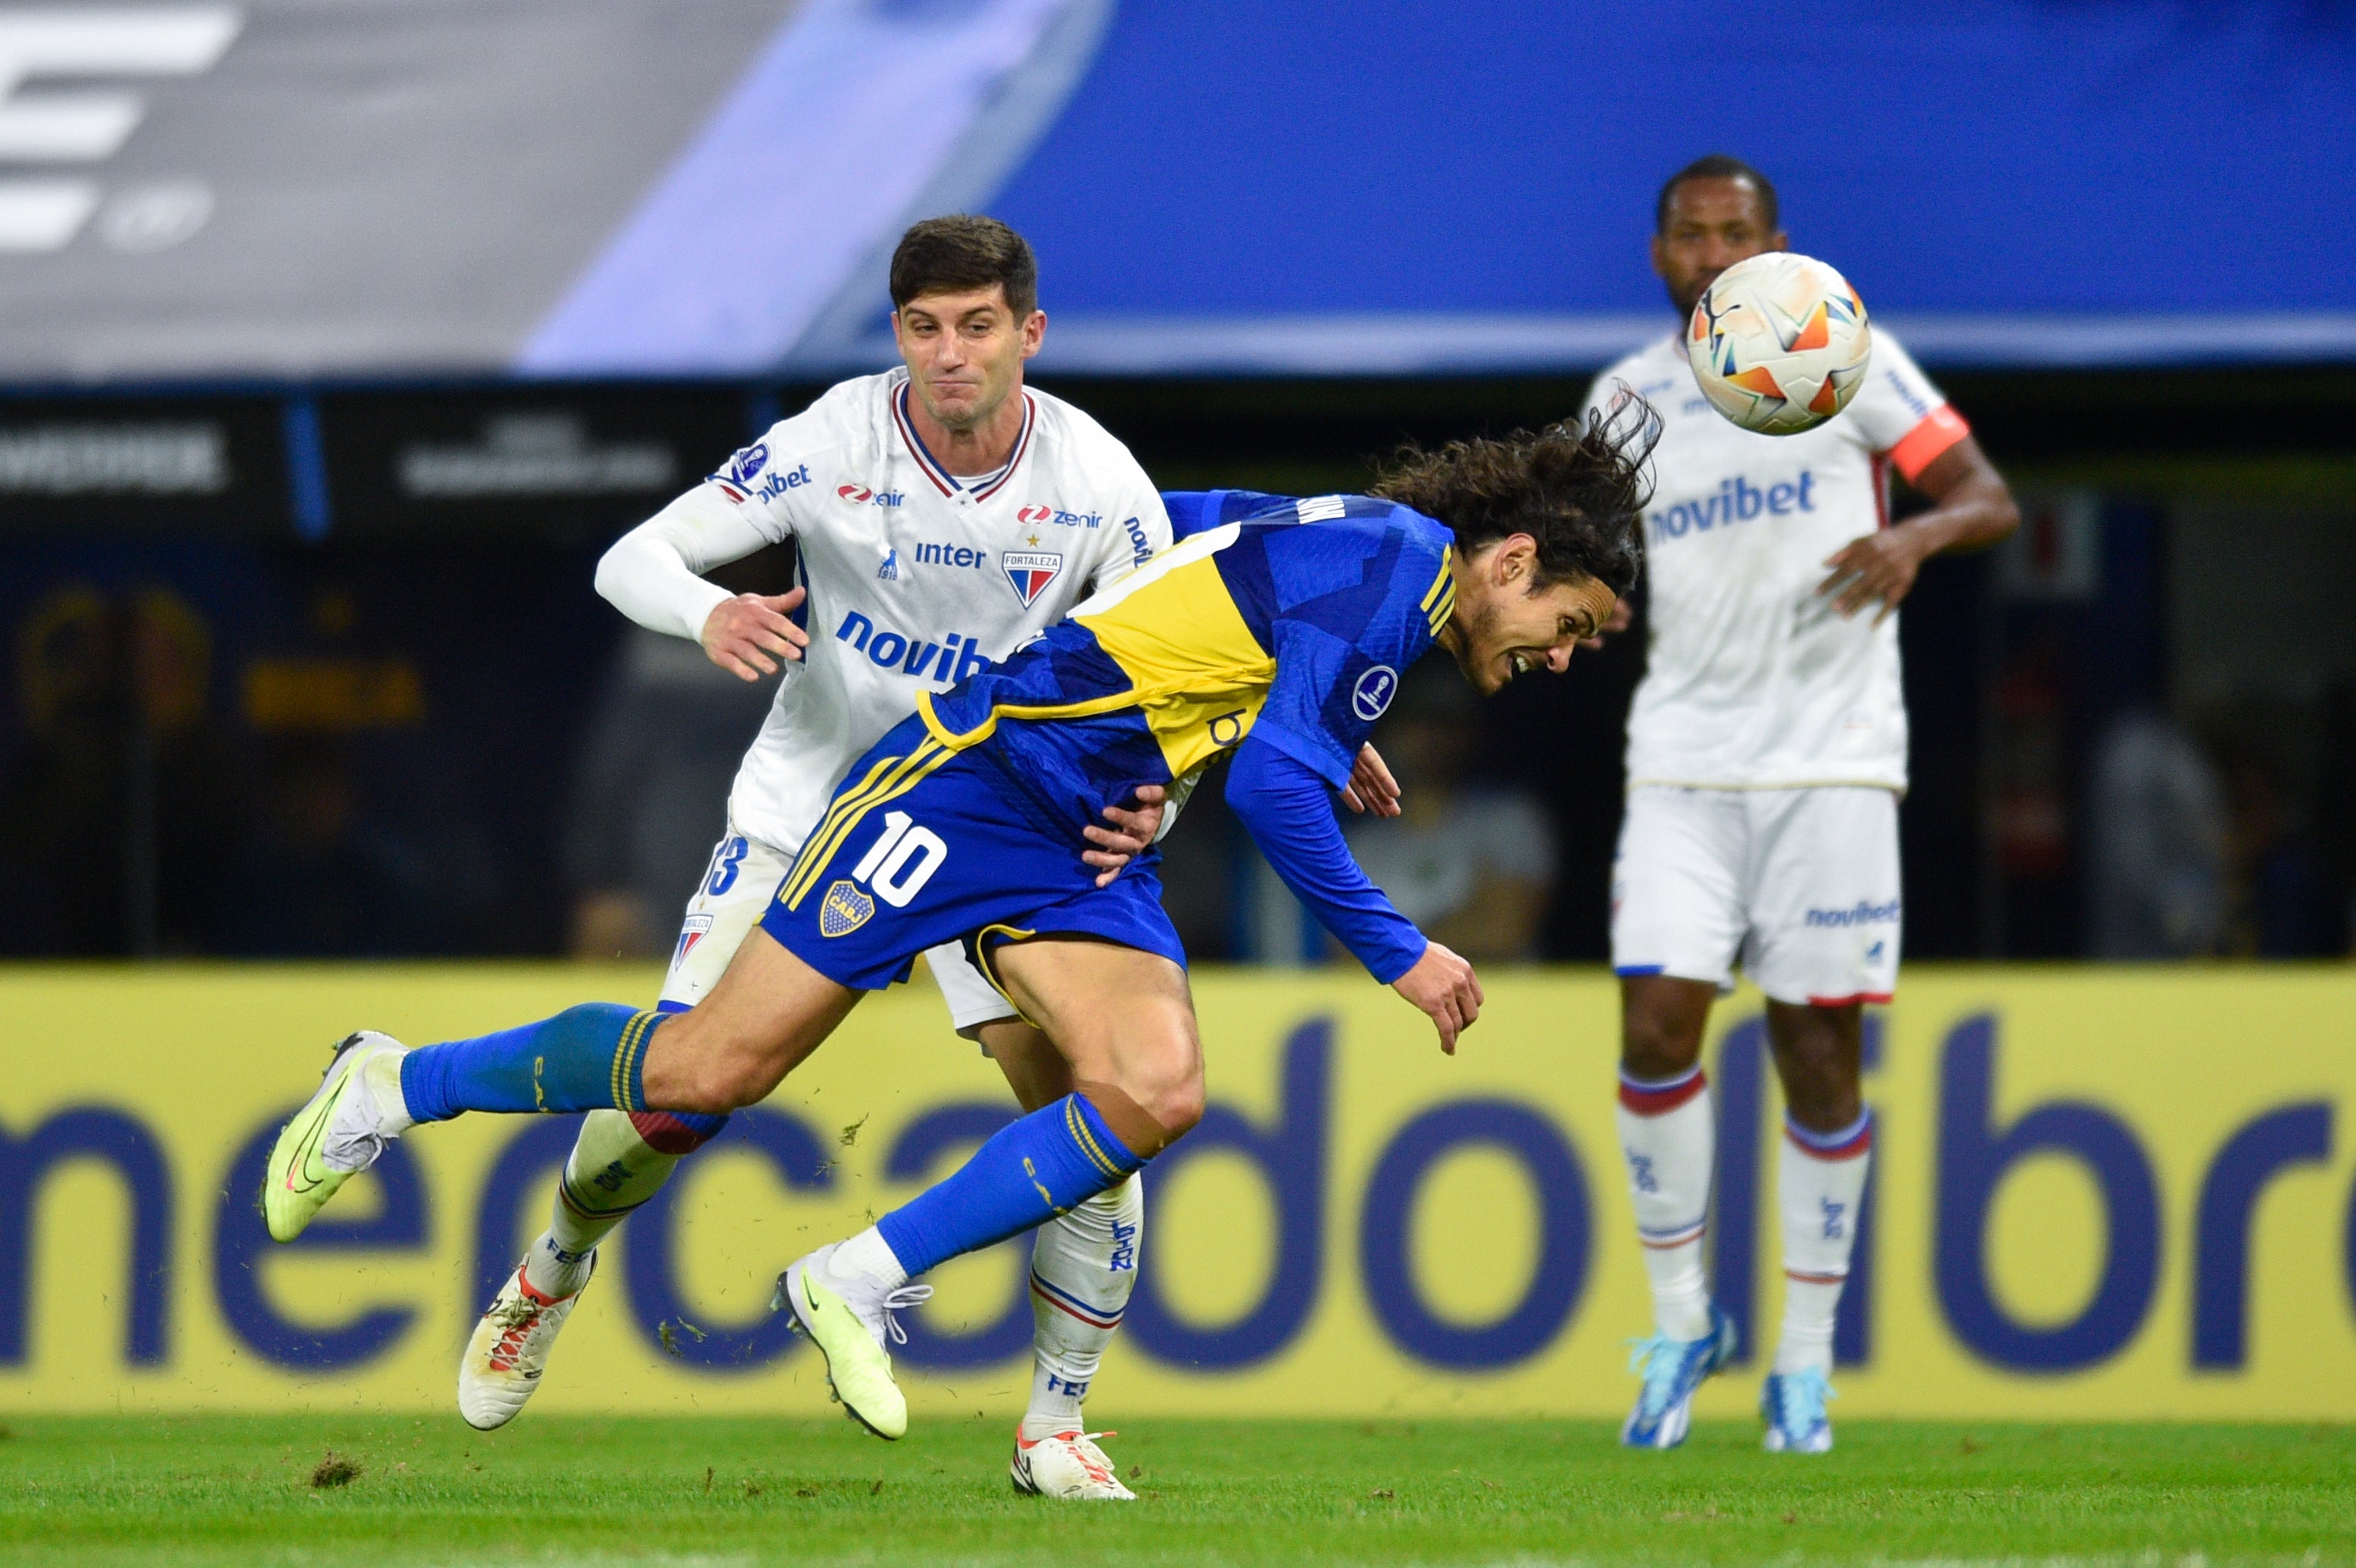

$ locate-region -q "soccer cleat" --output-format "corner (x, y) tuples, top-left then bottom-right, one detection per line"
(1620, 1301), (1738, 1449)
(261, 1031), (407, 1243)
(458, 1255), (595, 1431)
(1760, 1367), (1837, 1454)
(770, 1242), (932, 1440)
(1011, 1426), (1136, 1501)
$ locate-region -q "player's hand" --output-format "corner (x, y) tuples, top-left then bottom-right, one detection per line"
(1341, 743), (1401, 817)
(1083, 784), (1167, 887)
(700, 588), (809, 680)
(1391, 940), (1482, 1055)
(1818, 531), (1931, 625)
(1582, 594), (1633, 650)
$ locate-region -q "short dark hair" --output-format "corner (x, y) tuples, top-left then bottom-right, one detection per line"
(889, 215), (1038, 318)
(1656, 154), (1779, 233)
(1370, 392), (1656, 596)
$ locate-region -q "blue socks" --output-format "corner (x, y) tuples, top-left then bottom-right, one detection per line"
(399, 1003), (662, 1124)
(878, 1093), (1144, 1278)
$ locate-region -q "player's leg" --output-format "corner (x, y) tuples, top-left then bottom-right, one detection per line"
(1745, 786), (1899, 1454)
(1609, 786), (1747, 1448)
(263, 921), (859, 1243)
(943, 945), (1142, 1498)
(778, 934), (1198, 1441)
(977, 1015), (1142, 1500)
(458, 830), (777, 1429)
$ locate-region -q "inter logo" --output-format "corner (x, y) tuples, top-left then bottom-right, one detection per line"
(1003, 550), (1064, 606)
(818, 880), (875, 937)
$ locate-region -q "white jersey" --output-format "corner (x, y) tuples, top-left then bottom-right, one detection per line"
(1587, 326), (1968, 793)
(594, 368), (1171, 856)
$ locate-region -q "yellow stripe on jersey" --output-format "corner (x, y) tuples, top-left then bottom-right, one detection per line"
(916, 526), (1279, 782)
(1419, 555), (1452, 613)
(1427, 588), (1454, 636)
(779, 740), (953, 910)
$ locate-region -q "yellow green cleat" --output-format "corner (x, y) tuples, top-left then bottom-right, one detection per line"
(261, 1031), (407, 1243)
(772, 1242), (930, 1441)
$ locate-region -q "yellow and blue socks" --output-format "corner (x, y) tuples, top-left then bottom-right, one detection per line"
(872, 1093), (1145, 1281)
(399, 1002), (664, 1124)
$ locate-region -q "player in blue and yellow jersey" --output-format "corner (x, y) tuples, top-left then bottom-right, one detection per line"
(258, 404), (1656, 1443)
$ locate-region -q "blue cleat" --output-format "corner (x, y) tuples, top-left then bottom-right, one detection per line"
(1620, 1302), (1737, 1448)
(1760, 1367), (1836, 1453)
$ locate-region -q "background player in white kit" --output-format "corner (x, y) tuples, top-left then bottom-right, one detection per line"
(1586, 158), (2020, 1453)
(459, 217), (1182, 1498)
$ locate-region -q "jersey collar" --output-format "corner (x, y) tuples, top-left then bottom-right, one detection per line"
(893, 381), (1035, 507)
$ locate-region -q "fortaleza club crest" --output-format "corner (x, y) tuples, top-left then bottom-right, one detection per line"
(1002, 550), (1064, 606)
(672, 913), (712, 968)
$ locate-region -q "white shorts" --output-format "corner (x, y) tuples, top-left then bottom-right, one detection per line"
(1610, 785), (1901, 1007)
(661, 821), (1018, 1037)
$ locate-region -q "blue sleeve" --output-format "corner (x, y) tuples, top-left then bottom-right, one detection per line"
(1158, 491), (1223, 542)
(1225, 733), (1427, 984)
(1250, 531), (1444, 787)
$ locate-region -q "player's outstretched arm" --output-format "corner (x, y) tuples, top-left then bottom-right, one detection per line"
(1225, 733), (1467, 1053)
(594, 484), (792, 647)
(1390, 941), (1483, 1055)
(1819, 435), (2019, 622)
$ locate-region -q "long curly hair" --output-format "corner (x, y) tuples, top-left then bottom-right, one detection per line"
(1370, 389), (1656, 594)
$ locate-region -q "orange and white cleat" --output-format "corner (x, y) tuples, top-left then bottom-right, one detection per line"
(1010, 1425), (1136, 1501)
(458, 1255), (594, 1430)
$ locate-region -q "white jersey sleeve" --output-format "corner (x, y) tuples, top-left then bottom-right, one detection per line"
(1838, 329), (1970, 482)
(592, 388), (858, 644)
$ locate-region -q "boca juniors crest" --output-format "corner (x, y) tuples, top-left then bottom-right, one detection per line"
(1002, 550), (1064, 606)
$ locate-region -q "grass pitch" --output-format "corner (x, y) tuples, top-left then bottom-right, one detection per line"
(1, 1414), (2349, 1566)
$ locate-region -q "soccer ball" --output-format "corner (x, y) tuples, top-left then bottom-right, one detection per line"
(1684, 251), (1872, 435)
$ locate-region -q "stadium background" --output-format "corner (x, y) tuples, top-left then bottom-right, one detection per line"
(2, 0), (2352, 1421)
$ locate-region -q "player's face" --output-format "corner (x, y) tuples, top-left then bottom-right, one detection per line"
(1651, 178), (1787, 320)
(893, 285), (1046, 432)
(1440, 540), (1619, 696)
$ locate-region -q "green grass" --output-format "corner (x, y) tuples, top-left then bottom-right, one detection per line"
(1, 1414), (2350, 1566)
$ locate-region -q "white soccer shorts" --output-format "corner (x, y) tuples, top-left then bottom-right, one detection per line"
(1610, 785), (1901, 1008)
(661, 821), (1017, 1035)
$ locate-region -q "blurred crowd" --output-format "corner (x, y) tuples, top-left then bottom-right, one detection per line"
(0, 531), (2348, 965)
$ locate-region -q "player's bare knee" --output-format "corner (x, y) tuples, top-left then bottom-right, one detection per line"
(1622, 1010), (1704, 1080)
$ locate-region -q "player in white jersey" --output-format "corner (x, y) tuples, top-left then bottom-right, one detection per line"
(1585, 158), (2019, 1453)
(460, 217), (1182, 1500)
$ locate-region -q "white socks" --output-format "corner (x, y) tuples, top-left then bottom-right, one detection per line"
(1023, 1173), (1143, 1436)
(323, 1044), (414, 1174)
(1615, 1065), (1716, 1341)
(1775, 1108), (1872, 1376)
(831, 1225), (911, 1292)
(522, 1109), (678, 1298)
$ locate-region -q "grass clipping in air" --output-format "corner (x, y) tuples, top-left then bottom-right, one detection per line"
(0, 1415), (2350, 1566)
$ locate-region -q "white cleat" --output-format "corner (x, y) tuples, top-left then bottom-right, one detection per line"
(458, 1256), (594, 1431)
(1011, 1426), (1136, 1500)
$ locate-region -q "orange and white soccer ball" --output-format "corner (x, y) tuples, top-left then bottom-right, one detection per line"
(1685, 251), (1873, 435)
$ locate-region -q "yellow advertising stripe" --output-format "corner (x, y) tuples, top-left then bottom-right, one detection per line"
(1419, 557), (1453, 612)
(782, 742), (958, 911)
(779, 743), (940, 909)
